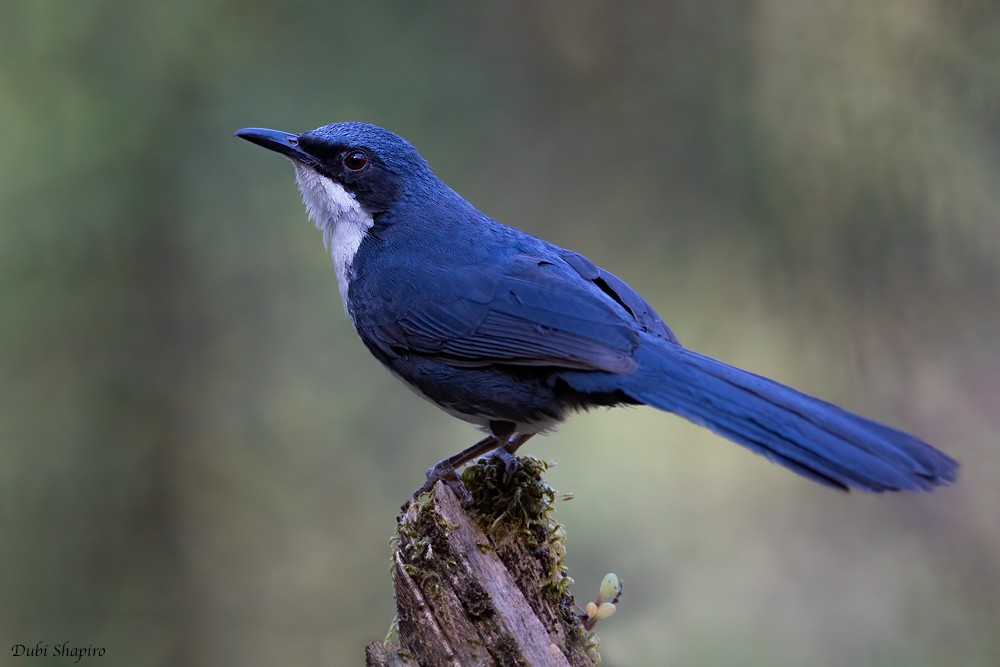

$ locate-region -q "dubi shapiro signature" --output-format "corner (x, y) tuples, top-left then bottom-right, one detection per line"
(11, 642), (106, 663)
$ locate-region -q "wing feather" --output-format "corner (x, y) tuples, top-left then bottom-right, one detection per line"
(359, 251), (673, 374)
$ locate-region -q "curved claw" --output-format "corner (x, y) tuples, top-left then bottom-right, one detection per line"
(413, 434), (503, 503)
(489, 448), (521, 486)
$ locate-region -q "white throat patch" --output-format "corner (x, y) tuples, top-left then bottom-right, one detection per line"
(292, 165), (374, 317)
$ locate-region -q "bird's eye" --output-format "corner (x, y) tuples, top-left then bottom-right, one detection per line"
(344, 150), (368, 171)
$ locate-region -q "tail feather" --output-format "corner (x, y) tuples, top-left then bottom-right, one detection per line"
(608, 342), (958, 492)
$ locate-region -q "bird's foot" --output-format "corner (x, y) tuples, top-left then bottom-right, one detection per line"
(413, 433), (537, 505)
(414, 434), (502, 504)
(415, 462), (473, 505)
(493, 433), (536, 485)
(487, 447), (521, 486)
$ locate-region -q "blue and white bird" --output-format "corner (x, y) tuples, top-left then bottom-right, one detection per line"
(235, 122), (958, 496)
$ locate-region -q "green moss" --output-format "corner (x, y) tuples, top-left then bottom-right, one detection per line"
(585, 632), (603, 666)
(462, 455), (576, 599)
(461, 455), (555, 536)
(461, 455), (600, 664)
(383, 615), (399, 647)
(394, 487), (460, 600)
(378, 615), (417, 665)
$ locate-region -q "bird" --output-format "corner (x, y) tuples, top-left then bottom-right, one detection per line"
(234, 121), (958, 497)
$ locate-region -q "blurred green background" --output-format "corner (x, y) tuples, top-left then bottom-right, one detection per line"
(2, 1), (998, 665)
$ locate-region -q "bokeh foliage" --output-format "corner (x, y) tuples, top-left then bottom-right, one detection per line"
(1, 1), (998, 665)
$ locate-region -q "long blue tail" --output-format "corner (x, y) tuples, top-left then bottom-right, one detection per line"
(592, 340), (958, 492)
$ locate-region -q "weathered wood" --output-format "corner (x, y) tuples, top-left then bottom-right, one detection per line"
(366, 457), (599, 666)
(364, 640), (406, 667)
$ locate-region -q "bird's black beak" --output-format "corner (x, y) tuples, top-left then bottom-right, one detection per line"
(234, 127), (319, 167)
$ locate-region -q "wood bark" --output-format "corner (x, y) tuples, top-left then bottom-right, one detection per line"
(365, 462), (598, 667)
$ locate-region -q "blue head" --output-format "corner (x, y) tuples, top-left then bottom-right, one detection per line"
(236, 121), (445, 311)
(235, 121), (433, 216)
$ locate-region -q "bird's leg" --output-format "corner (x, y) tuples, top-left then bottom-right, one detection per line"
(503, 432), (535, 455)
(487, 421), (519, 482)
(415, 434), (500, 499)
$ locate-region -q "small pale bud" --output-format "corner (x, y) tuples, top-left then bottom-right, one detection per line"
(599, 573), (620, 601)
(585, 601), (599, 619)
(595, 602), (617, 620)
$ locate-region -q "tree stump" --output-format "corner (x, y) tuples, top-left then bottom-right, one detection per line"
(365, 457), (602, 666)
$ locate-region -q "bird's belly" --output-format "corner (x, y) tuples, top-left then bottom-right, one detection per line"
(383, 355), (567, 434)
